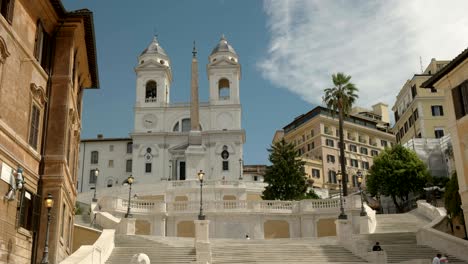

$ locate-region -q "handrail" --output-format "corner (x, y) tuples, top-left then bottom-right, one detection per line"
(60, 229), (115, 264)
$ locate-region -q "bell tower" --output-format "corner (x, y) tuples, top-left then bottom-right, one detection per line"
(134, 36), (172, 107)
(207, 35), (241, 105)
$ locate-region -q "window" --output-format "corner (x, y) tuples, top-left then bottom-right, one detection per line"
(399, 127), (404, 137)
(350, 159), (359, 168)
(127, 142), (133, 153)
(349, 145), (357, 152)
(324, 126), (331, 135)
(108, 160), (114, 168)
(362, 161), (370, 170)
(404, 122), (409, 133)
(326, 155), (335, 163)
(145, 163), (152, 173)
(312, 169), (320, 178)
(28, 104), (40, 149)
(325, 139), (334, 147)
(360, 147), (368, 155)
(413, 109), (419, 120)
(253, 176), (258, 181)
(431, 105), (444, 116)
(145, 80), (157, 102)
(18, 189), (40, 231)
(307, 142), (315, 151)
(380, 140), (388, 148)
(109, 145), (114, 151)
(34, 21), (51, 71)
(126, 159), (132, 172)
(371, 150), (379, 157)
(411, 85), (417, 98)
(352, 175), (358, 187)
(89, 169), (97, 184)
(394, 111), (400, 122)
(302, 135), (305, 142)
(396, 132), (400, 143)
(222, 160), (229, 171)
(310, 130), (314, 137)
(107, 179), (113, 187)
(90, 151), (99, 164)
(173, 122), (179, 132)
(328, 170), (337, 183)
(218, 78), (230, 100)
(338, 141), (346, 150)
(434, 128), (444, 139)
(68, 215), (73, 248)
(0, 0), (15, 24)
(452, 80), (468, 120)
(408, 116), (414, 127)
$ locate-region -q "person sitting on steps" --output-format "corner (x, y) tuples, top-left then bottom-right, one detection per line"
(372, 242), (382, 251)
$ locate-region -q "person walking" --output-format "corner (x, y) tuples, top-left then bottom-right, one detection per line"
(440, 254), (448, 263)
(433, 253), (442, 264)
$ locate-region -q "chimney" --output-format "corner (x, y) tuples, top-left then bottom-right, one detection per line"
(372, 103), (389, 124)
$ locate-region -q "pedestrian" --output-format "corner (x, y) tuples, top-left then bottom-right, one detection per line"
(432, 253), (442, 264)
(372, 242), (382, 251)
(245, 234), (250, 240)
(440, 254), (448, 263)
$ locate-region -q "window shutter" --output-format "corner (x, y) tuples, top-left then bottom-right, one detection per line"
(5, 0), (14, 24)
(16, 189), (25, 228)
(32, 193), (41, 232)
(452, 87), (464, 120)
(41, 31), (51, 72)
(440, 106), (444, 116)
(461, 81), (468, 117)
(34, 22), (43, 60)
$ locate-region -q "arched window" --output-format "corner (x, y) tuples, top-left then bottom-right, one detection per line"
(107, 179), (113, 187)
(218, 78), (230, 100)
(173, 118), (202, 132)
(91, 151), (99, 164)
(145, 80), (157, 102)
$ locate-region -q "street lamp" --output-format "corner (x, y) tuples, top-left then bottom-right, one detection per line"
(198, 170), (205, 220)
(239, 158), (243, 180)
(337, 171), (347, 219)
(125, 175), (134, 218)
(357, 170), (367, 216)
(92, 168), (99, 202)
(40, 193), (54, 264)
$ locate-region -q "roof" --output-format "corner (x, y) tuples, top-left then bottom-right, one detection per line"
(140, 36), (168, 58)
(283, 106), (392, 135)
(50, 1), (99, 88)
(210, 35), (237, 56)
(81, 137), (131, 143)
(421, 47), (468, 88)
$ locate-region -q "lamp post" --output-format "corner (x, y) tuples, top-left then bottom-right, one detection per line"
(40, 193), (54, 264)
(239, 158), (243, 180)
(198, 170), (205, 220)
(337, 171), (347, 219)
(125, 175), (134, 218)
(357, 170), (367, 216)
(92, 168), (99, 202)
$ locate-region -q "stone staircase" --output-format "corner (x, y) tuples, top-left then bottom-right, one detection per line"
(362, 232), (467, 263)
(211, 238), (367, 263)
(105, 235), (196, 264)
(374, 211), (431, 233)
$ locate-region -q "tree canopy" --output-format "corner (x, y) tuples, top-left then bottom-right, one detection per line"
(366, 144), (430, 212)
(323, 73), (359, 196)
(262, 139), (309, 200)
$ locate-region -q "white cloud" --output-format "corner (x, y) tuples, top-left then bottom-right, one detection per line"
(259, 0), (468, 110)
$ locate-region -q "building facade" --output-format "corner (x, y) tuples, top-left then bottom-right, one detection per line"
(274, 104), (395, 191)
(0, 1), (98, 263)
(421, 47), (468, 229)
(392, 59), (450, 144)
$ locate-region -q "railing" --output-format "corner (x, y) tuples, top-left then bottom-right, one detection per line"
(99, 196), (356, 216)
(145, 97), (157, 103)
(169, 179), (241, 188)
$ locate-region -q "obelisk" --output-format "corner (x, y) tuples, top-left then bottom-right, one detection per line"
(186, 41), (205, 179)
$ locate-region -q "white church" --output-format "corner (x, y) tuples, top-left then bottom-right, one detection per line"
(78, 35), (247, 191)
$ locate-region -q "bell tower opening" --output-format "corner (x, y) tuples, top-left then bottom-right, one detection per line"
(218, 78), (230, 100)
(145, 80), (157, 102)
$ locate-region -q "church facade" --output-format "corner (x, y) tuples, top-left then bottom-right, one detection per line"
(78, 36), (246, 191)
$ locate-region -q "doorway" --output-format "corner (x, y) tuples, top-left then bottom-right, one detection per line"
(178, 160), (186, 180)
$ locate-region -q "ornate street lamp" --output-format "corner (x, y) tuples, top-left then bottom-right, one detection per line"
(239, 158), (243, 180)
(337, 171), (347, 219)
(357, 170), (367, 216)
(198, 170), (205, 220)
(40, 193), (54, 264)
(92, 168), (99, 202)
(125, 175), (134, 218)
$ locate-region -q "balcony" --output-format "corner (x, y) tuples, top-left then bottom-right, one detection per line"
(145, 97), (157, 103)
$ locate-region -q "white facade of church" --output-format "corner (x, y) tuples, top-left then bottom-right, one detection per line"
(78, 36), (246, 190)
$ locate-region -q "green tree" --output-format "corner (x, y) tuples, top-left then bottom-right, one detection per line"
(323, 73), (359, 196)
(262, 139), (308, 200)
(367, 144), (429, 212)
(444, 173), (466, 236)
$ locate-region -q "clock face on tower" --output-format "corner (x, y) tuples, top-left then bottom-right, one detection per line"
(142, 114), (157, 129)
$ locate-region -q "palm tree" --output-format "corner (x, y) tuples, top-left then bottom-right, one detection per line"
(323, 73), (359, 196)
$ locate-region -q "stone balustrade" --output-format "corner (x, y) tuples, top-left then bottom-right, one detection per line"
(99, 196), (361, 216)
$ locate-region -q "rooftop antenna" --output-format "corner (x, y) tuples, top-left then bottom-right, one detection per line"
(419, 56), (423, 73)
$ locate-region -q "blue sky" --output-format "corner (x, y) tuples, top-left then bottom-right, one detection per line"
(63, 1), (468, 165)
